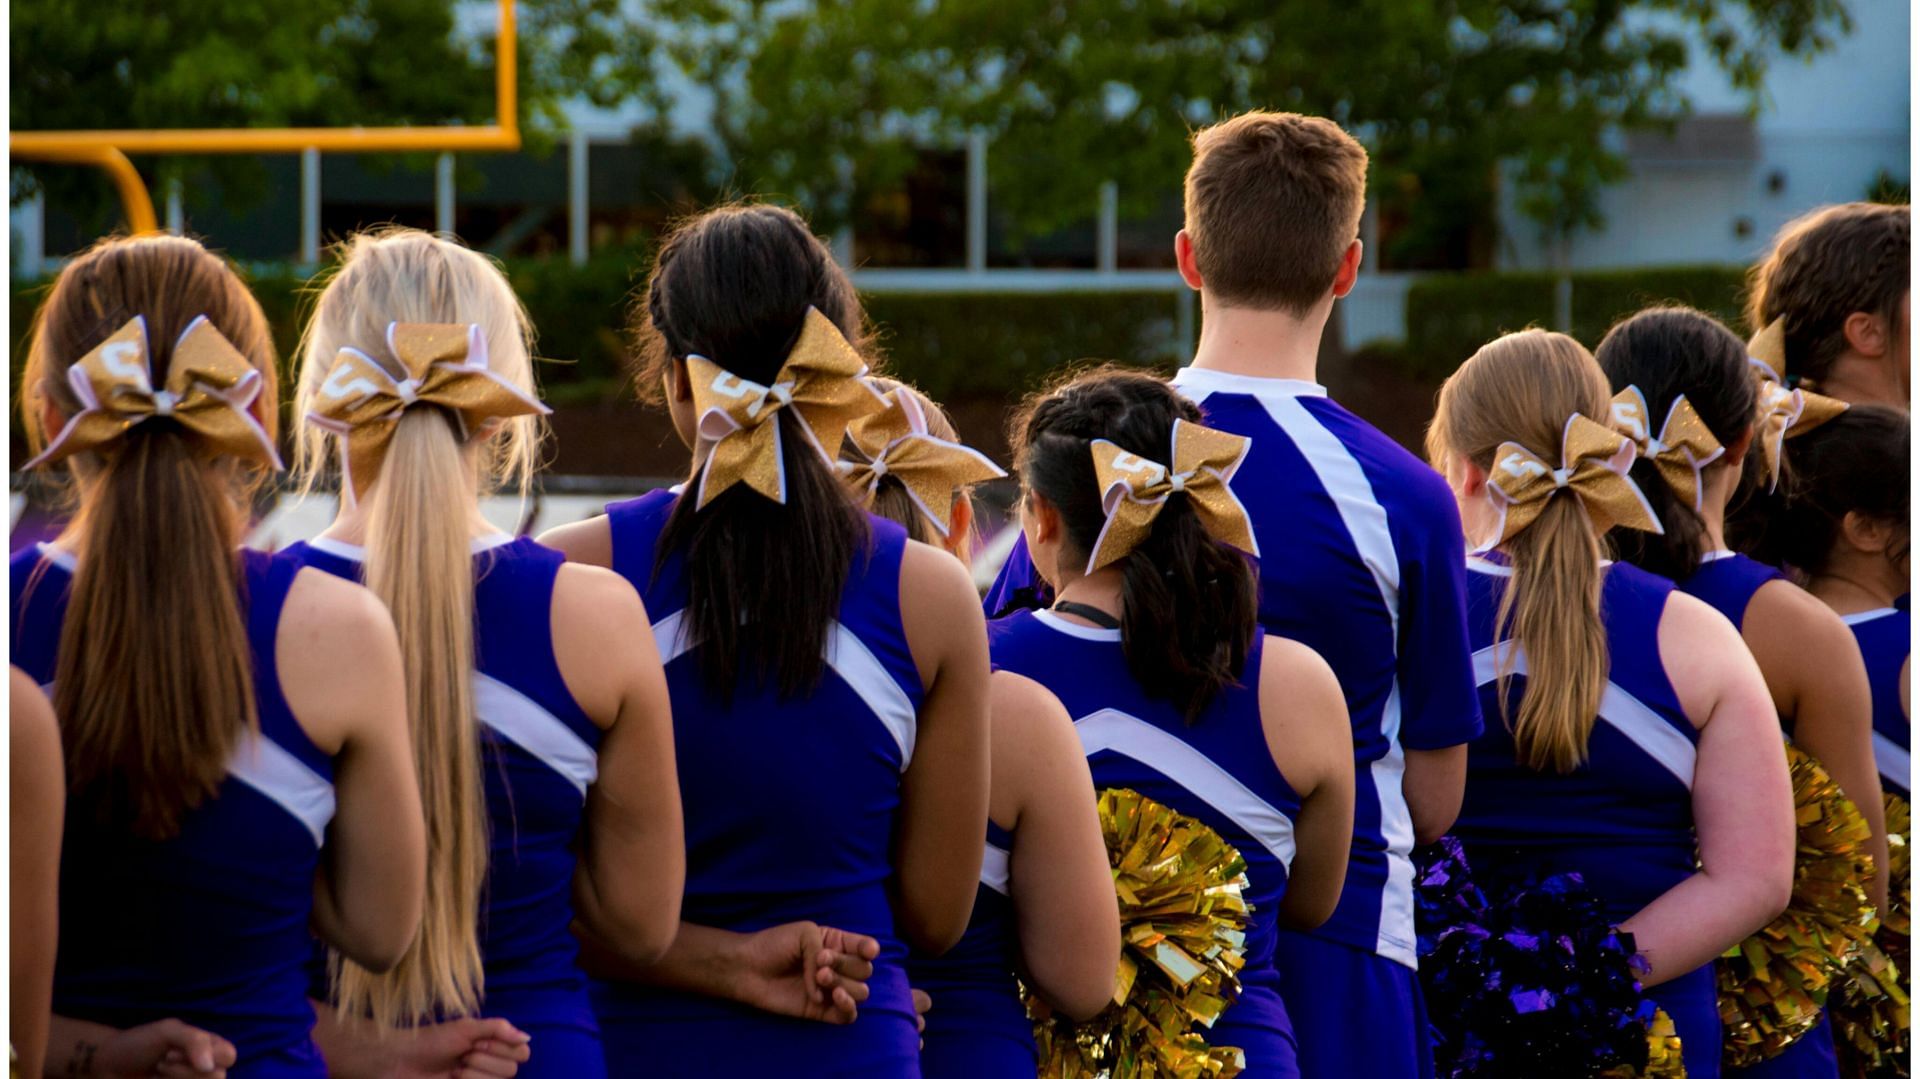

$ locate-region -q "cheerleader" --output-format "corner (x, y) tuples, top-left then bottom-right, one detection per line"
(11, 235), (427, 1077)
(1433, 329), (1796, 1079)
(540, 203), (991, 1077)
(987, 367), (1356, 1078)
(1755, 406), (1909, 797)
(1745, 202), (1909, 409)
(275, 229), (686, 1078)
(13, 668), (60, 1079)
(842, 380), (1121, 1077)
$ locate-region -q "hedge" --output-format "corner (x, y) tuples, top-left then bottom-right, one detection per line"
(1401, 264), (1751, 378)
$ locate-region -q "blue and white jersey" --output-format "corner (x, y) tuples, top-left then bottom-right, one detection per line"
(1680, 551), (1785, 636)
(990, 608), (1303, 1075)
(905, 820), (1029, 1078)
(11, 543), (335, 1077)
(281, 534), (606, 1062)
(591, 489), (926, 1076)
(1843, 603), (1909, 799)
(984, 368), (1483, 967)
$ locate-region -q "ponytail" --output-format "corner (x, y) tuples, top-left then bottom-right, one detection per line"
(328, 409), (487, 1027)
(58, 426), (255, 838)
(1494, 495), (1608, 772)
(1118, 505), (1258, 724)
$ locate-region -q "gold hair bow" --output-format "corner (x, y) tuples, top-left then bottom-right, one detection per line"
(305, 322), (550, 498)
(1485, 413), (1664, 548)
(27, 315), (282, 470)
(688, 306), (888, 508)
(1747, 318), (1848, 490)
(1607, 387), (1725, 512)
(1085, 418), (1260, 574)
(839, 389), (1006, 538)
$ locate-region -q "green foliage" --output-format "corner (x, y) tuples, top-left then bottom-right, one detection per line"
(1403, 265), (1751, 376)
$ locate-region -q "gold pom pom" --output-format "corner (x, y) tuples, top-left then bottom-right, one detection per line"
(1831, 791), (1910, 1077)
(1028, 787), (1252, 1078)
(1717, 744), (1882, 1068)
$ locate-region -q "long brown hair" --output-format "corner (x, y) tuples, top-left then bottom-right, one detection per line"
(1428, 330), (1613, 773)
(293, 228), (542, 1027)
(20, 234), (279, 839)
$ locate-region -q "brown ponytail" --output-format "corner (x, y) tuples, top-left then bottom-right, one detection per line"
(1429, 330), (1614, 772)
(21, 235), (279, 840)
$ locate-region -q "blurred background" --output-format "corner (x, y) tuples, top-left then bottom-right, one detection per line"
(9, 0), (1911, 573)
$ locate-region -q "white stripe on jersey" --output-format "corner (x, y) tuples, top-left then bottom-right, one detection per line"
(1471, 644), (1697, 788)
(1874, 731), (1910, 791)
(1074, 707), (1298, 871)
(1842, 607), (1903, 626)
(226, 731), (337, 847)
(473, 671), (599, 797)
(650, 609), (918, 771)
(980, 839), (1011, 896)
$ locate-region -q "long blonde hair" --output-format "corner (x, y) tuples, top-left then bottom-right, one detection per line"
(294, 228), (544, 1027)
(1427, 329), (1613, 773)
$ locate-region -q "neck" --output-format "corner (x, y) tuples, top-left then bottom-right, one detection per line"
(1808, 558), (1901, 615)
(1187, 293), (1331, 382)
(318, 489), (500, 547)
(1051, 567), (1126, 621)
(1816, 354), (1908, 410)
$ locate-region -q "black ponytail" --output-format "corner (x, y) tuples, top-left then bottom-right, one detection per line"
(1740, 405), (1909, 576)
(1016, 367), (1258, 722)
(636, 203), (872, 698)
(1593, 306), (1759, 580)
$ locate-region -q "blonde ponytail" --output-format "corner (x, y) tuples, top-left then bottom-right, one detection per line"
(1430, 328), (1616, 774)
(329, 409), (487, 1026)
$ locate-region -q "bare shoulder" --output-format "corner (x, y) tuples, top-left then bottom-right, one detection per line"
(1657, 590), (1761, 729)
(1256, 634), (1350, 790)
(539, 515), (616, 569)
(899, 538), (978, 604)
(282, 566), (398, 651)
(552, 561), (648, 631)
(1746, 577), (1858, 654)
(9, 667), (59, 771)
(990, 670), (1075, 751)
(279, 567), (404, 751)
(1258, 635), (1344, 719)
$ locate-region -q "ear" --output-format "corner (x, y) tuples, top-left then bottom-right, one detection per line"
(1841, 509), (1897, 556)
(1330, 239), (1364, 299)
(1723, 423), (1757, 464)
(1174, 230), (1204, 292)
(664, 359), (692, 403)
(1843, 310), (1890, 359)
(945, 494), (975, 562)
(1455, 454), (1489, 500)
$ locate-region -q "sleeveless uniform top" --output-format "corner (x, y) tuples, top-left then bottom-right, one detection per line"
(1843, 604), (1909, 799)
(1454, 556), (1724, 1077)
(592, 489), (925, 1077)
(281, 534), (606, 1070)
(11, 543), (335, 1078)
(906, 819), (1028, 1078)
(987, 367), (1483, 968)
(990, 608), (1304, 1077)
(1680, 551), (1784, 636)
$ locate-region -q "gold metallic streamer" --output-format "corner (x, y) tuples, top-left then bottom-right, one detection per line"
(1831, 792), (1910, 1077)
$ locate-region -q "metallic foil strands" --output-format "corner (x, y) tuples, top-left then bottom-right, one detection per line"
(1028, 787), (1251, 1078)
(1831, 791), (1910, 1077)
(1717, 744), (1882, 1068)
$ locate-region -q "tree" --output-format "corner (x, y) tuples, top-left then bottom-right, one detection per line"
(648, 0), (1853, 267)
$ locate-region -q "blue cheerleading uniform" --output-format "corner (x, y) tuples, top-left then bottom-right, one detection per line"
(282, 534), (608, 1078)
(906, 822), (1031, 1078)
(1677, 551), (1840, 1079)
(1843, 604), (1909, 799)
(11, 543), (335, 1077)
(1455, 556), (1722, 1077)
(991, 609), (1304, 1078)
(591, 489), (925, 1077)
(986, 367), (1482, 1079)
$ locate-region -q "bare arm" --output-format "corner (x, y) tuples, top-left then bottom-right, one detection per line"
(1402, 747), (1467, 846)
(12, 669), (62, 1079)
(1259, 639), (1355, 930)
(998, 672), (1119, 1020)
(1745, 581), (1888, 912)
(537, 515), (615, 570)
(278, 568), (427, 972)
(894, 541), (993, 955)
(1620, 593), (1795, 986)
(555, 564), (685, 967)
(44, 1016), (236, 1079)
(576, 919), (879, 1025)
(309, 1003), (530, 1079)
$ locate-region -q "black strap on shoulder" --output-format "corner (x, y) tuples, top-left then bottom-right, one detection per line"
(1050, 600), (1122, 629)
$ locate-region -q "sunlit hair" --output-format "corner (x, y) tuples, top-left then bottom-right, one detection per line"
(1746, 202), (1910, 387)
(859, 376), (977, 553)
(293, 227), (544, 1028)
(21, 234), (277, 841)
(1427, 329), (1613, 773)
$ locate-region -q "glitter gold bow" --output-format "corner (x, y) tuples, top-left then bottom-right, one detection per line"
(1748, 318), (1849, 491)
(839, 389), (1006, 538)
(688, 306), (888, 509)
(1608, 387), (1726, 513)
(27, 315), (282, 471)
(1485, 413), (1664, 548)
(1086, 419), (1259, 575)
(305, 322), (549, 498)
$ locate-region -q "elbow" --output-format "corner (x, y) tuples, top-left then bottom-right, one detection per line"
(597, 899), (682, 969)
(1049, 975), (1117, 1023)
(1412, 817), (1454, 848)
(899, 902), (972, 958)
(1407, 794), (1461, 847)
(1276, 896), (1337, 933)
(336, 925), (413, 974)
(1758, 868), (1794, 925)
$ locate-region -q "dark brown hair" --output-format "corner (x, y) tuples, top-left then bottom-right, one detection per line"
(1594, 307), (1759, 581)
(1741, 405), (1909, 577)
(1746, 202), (1910, 386)
(21, 234), (279, 839)
(636, 203), (872, 697)
(1183, 111), (1369, 316)
(1013, 367), (1258, 723)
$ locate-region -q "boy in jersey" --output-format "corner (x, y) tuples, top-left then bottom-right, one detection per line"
(985, 112), (1482, 1077)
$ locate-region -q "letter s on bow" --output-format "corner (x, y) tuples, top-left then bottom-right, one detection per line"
(1499, 452), (1549, 481)
(1108, 452), (1168, 487)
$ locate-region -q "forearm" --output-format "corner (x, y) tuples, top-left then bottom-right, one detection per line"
(1620, 870), (1788, 987)
(1402, 746), (1467, 845)
(44, 1016), (120, 1079)
(308, 1001), (391, 1079)
(576, 919), (747, 1003)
